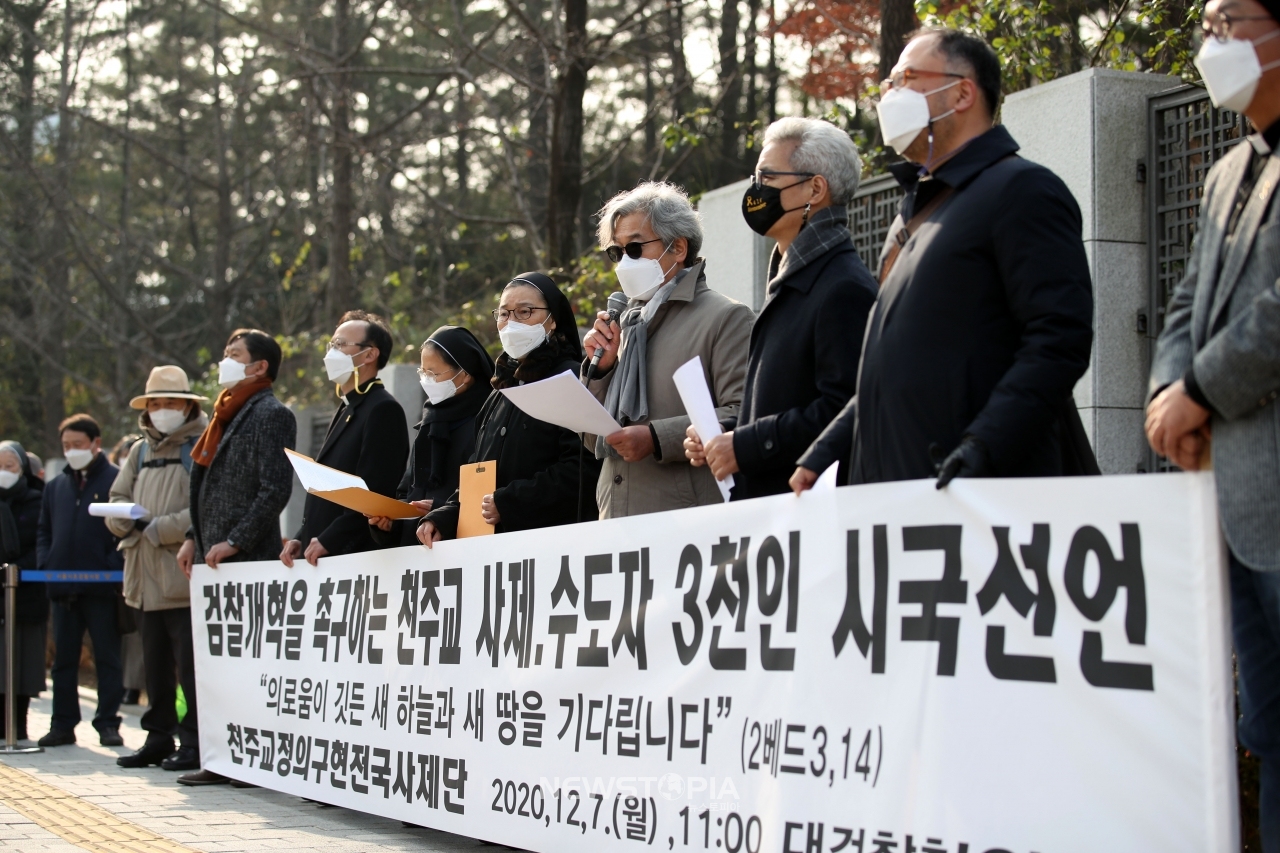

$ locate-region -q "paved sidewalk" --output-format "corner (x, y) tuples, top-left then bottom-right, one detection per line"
(0, 687), (499, 852)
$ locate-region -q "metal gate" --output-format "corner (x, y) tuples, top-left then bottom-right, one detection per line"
(848, 173), (903, 273)
(1145, 84), (1248, 469)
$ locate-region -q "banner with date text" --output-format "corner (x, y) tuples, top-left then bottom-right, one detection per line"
(194, 473), (1237, 852)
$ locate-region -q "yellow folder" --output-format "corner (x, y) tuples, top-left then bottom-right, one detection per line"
(458, 461), (497, 538)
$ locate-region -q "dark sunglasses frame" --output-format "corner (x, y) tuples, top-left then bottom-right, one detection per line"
(605, 238), (665, 263)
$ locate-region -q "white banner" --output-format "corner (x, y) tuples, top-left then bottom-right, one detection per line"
(194, 474), (1237, 852)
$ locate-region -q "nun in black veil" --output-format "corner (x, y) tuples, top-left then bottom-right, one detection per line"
(368, 325), (495, 547)
(419, 273), (601, 544)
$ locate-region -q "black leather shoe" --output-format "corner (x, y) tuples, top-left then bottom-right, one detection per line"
(99, 726), (124, 747)
(228, 779), (258, 789)
(37, 729), (76, 747)
(161, 745), (200, 771)
(117, 739), (175, 768)
(177, 769), (228, 786)
(121, 690), (141, 705)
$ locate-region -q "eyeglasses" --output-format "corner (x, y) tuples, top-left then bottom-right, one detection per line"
(605, 238), (666, 263)
(751, 169), (816, 187)
(492, 306), (550, 323)
(417, 367), (460, 381)
(327, 338), (369, 351)
(1199, 11), (1276, 44)
(879, 67), (966, 92)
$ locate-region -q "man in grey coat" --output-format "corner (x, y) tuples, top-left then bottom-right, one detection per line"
(584, 182), (754, 518)
(175, 328), (296, 786)
(1146, 0), (1280, 840)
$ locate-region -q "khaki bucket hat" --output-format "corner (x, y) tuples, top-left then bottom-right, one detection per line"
(129, 365), (209, 410)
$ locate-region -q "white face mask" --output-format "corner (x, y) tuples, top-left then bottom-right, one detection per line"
(420, 373), (459, 405)
(615, 246), (675, 301)
(499, 318), (549, 360)
(875, 80), (960, 156)
(1195, 30), (1280, 113)
(148, 408), (188, 434)
(218, 356), (247, 387)
(64, 448), (95, 471)
(0, 470), (20, 490)
(324, 348), (363, 384)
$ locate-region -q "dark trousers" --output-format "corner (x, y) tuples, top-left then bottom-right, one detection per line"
(139, 607), (199, 748)
(1231, 552), (1280, 852)
(50, 597), (123, 733)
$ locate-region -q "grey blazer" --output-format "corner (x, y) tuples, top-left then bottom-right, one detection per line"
(1150, 134), (1280, 571)
(189, 388), (297, 562)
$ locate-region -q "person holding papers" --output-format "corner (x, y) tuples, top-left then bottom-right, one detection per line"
(106, 366), (211, 774)
(682, 117), (877, 499)
(37, 414), (126, 749)
(0, 440), (46, 743)
(420, 273), (600, 544)
(369, 325), (494, 547)
(176, 329), (295, 785)
(281, 310), (409, 565)
(583, 182), (753, 517)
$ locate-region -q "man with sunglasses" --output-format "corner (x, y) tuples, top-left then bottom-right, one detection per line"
(584, 182), (753, 517)
(683, 117), (878, 499)
(1148, 0), (1280, 840)
(791, 28), (1095, 493)
(280, 310), (408, 566)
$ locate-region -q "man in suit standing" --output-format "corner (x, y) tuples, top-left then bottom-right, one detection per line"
(1147, 0), (1280, 840)
(175, 328), (296, 785)
(281, 310), (408, 565)
(790, 29), (1094, 491)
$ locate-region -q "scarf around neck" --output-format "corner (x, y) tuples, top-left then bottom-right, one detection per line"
(594, 268), (688, 459)
(192, 376), (273, 468)
(767, 205), (851, 296)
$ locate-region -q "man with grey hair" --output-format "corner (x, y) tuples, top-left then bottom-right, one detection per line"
(684, 117), (877, 499)
(583, 181), (754, 517)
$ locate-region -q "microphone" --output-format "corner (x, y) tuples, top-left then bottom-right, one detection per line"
(586, 291), (629, 382)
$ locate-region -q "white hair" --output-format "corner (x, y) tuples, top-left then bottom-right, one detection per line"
(762, 117), (863, 205)
(595, 181), (704, 266)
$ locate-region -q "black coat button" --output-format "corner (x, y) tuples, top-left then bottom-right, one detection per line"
(764, 440), (774, 450)
(613, 475), (623, 484)
(500, 426), (507, 436)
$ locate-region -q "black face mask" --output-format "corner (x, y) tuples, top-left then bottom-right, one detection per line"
(741, 178), (811, 236)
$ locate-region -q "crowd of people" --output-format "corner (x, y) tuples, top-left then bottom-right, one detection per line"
(0, 10), (1276, 841)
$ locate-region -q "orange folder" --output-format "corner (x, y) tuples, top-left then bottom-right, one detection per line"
(458, 461), (497, 539)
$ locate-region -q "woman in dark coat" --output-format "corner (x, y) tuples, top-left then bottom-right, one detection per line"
(369, 326), (494, 547)
(420, 272), (601, 544)
(0, 440), (47, 740)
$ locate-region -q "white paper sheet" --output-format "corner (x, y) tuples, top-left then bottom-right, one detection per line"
(285, 448), (369, 493)
(815, 460), (840, 491)
(672, 356), (734, 502)
(88, 502), (148, 520)
(499, 370), (623, 437)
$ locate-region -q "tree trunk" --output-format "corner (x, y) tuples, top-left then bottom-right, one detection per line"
(717, 0), (742, 184)
(546, 0), (587, 268)
(327, 0), (355, 318)
(209, 0), (234, 338)
(455, 76), (469, 200)
(666, 0), (690, 121)
(877, 0), (918, 83)
(42, 0), (75, 447)
(744, 0), (760, 128)
(766, 0), (778, 124)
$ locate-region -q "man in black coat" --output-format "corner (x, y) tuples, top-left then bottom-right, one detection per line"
(37, 414), (126, 748)
(684, 117), (878, 499)
(793, 29), (1093, 491)
(176, 328), (296, 784)
(281, 310), (409, 565)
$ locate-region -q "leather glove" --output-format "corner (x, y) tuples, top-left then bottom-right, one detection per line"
(932, 435), (992, 489)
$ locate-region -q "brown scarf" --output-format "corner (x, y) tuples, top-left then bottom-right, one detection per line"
(192, 377), (273, 468)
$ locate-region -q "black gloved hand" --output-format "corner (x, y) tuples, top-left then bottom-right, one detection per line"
(933, 435), (992, 489)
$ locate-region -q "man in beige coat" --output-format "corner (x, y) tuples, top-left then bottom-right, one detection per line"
(585, 182), (754, 518)
(105, 366), (210, 773)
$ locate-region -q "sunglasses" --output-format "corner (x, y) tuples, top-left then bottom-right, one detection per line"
(605, 238), (667, 263)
